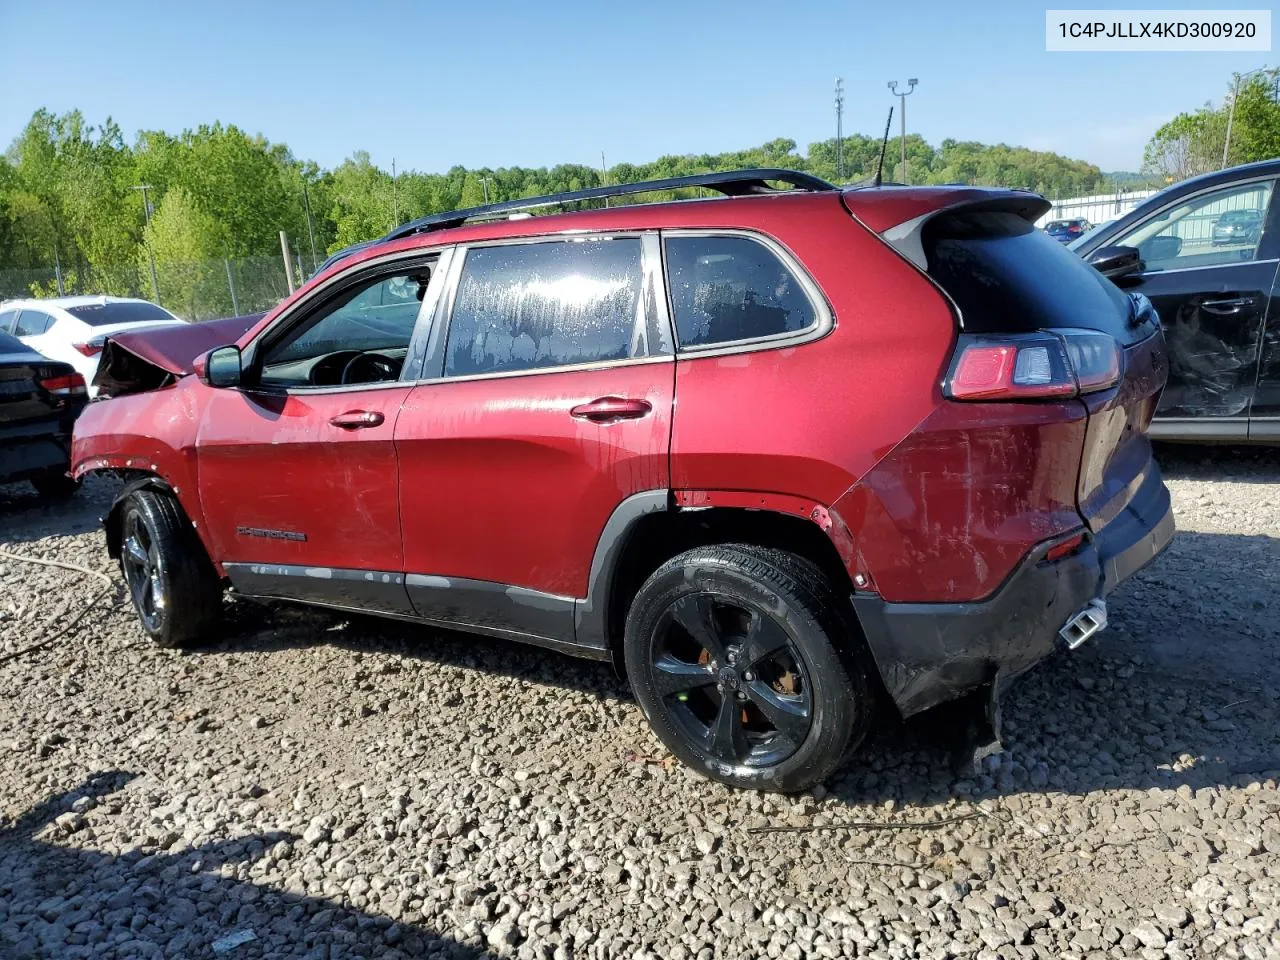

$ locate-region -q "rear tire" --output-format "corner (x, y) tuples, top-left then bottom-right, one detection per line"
(117, 489), (222, 648)
(624, 544), (871, 792)
(31, 471), (80, 500)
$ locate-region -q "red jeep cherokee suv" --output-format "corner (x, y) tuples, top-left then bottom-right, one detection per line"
(72, 170), (1173, 792)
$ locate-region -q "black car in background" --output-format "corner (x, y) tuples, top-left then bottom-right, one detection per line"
(1044, 217), (1092, 243)
(0, 330), (88, 497)
(1072, 158), (1280, 443)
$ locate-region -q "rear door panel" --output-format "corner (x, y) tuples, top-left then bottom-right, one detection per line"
(396, 363), (673, 598)
(1244, 260), (1280, 434)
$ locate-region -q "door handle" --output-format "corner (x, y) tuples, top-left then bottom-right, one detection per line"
(1201, 296), (1257, 316)
(569, 396), (652, 423)
(329, 410), (385, 429)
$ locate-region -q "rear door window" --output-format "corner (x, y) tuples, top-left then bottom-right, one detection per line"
(444, 238), (648, 377)
(922, 210), (1142, 344)
(0, 309), (17, 334)
(664, 234), (817, 348)
(14, 309), (54, 337)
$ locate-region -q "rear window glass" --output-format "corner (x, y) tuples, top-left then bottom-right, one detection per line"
(924, 211), (1135, 341)
(445, 239), (646, 377)
(65, 301), (177, 326)
(664, 235), (816, 348)
(0, 330), (27, 352)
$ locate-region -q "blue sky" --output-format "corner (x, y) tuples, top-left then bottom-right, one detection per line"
(0, 0), (1270, 174)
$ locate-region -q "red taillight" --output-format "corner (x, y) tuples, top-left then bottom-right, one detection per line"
(73, 340), (103, 356)
(38, 373), (88, 396)
(944, 331), (1121, 402)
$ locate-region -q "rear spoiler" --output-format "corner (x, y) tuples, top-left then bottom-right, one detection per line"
(94, 313), (263, 397)
(842, 187), (1050, 269)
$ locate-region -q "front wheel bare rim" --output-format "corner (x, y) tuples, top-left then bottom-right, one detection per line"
(650, 593), (813, 768)
(121, 511), (166, 633)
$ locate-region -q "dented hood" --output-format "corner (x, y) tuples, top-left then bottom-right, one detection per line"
(94, 312), (265, 398)
(106, 312), (264, 376)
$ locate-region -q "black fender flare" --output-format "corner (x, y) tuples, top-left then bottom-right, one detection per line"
(573, 490), (669, 659)
(102, 475), (181, 560)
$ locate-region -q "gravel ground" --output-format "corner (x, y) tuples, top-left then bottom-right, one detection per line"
(1, 447), (1277, 960)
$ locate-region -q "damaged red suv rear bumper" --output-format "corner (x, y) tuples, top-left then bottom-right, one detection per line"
(850, 462), (1174, 718)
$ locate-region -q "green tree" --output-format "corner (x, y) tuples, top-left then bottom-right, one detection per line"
(1142, 67), (1280, 182)
(1228, 71), (1280, 165)
(140, 186), (228, 318)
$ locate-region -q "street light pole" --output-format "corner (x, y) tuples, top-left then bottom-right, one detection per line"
(887, 79), (918, 183)
(132, 184), (161, 303)
(834, 78), (845, 181)
(478, 177), (492, 204)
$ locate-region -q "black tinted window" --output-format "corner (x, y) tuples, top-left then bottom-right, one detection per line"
(65, 301), (177, 326)
(0, 330), (28, 353)
(445, 239), (644, 377)
(665, 235), (816, 348)
(924, 211), (1138, 343)
(14, 310), (53, 336)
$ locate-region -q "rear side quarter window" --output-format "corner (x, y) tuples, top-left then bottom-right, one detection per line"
(14, 310), (54, 337)
(663, 234), (819, 349)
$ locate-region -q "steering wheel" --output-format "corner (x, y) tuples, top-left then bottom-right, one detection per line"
(341, 351), (400, 385)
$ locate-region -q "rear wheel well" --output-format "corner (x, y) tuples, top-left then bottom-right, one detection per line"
(607, 507), (861, 670)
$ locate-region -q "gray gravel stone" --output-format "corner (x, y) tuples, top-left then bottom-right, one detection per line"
(1, 455), (1278, 960)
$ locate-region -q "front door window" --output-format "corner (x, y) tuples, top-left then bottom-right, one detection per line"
(1115, 181), (1273, 272)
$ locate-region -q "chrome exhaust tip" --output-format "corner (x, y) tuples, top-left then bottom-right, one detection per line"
(1059, 598), (1108, 651)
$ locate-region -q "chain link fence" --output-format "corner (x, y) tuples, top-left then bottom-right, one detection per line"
(0, 253), (309, 321)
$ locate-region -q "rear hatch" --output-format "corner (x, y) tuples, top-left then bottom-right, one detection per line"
(876, 197), (1167, 536)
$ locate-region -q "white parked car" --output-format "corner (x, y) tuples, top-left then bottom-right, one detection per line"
(0, 296), (185, 397)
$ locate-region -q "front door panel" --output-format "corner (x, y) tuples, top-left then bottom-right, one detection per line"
(1128, 261), (1274, 420)
(196, 385), (412, 583)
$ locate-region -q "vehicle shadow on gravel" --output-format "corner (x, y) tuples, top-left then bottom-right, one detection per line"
(826, 525), (1280, 809)
(0, 477), (118, 544)
(1154, 441), (1280, 482)
(0, 771), (496, 960)
(205, 527), (1280, 813)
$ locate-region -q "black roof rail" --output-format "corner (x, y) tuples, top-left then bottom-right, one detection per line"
(382, 168), (836, 242)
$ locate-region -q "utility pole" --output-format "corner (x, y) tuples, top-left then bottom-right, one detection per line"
(302, 180), (318, 272)
(478, 177), (492, 204)
(280, 231), (296, 294)
(391, 158), (399, 226)
(887, 79), (918, 183)
(601, 151), (609, 207)
(132, 184), (161, 303)
(834, 78), (845, 181)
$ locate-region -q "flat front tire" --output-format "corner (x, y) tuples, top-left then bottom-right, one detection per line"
(117, 489), (222, 648)
(624, 545), (871, 792)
